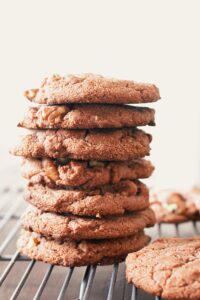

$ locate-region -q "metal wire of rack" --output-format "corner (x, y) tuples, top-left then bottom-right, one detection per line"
(0, 186), (199, 300)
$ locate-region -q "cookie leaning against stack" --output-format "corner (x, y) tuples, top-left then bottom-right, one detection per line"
(11, 73), (160, 266)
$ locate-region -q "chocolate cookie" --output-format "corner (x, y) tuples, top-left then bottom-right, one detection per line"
(10, 128), (152, 161)
(18, 104), (155, 129)
(21, 158), (154, 189)
(21, 207), (155, 240)
(25, 180), (149, 216)
(150, 190), (200, 223)
(126, 237), (200, 300)
(24, 74), (160, 105)
(18, 230), (150, 267)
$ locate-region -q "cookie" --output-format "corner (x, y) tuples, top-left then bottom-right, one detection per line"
(18, 104), (155, 129)
(126, 237), (200, 300)
(21, 207), (155, 240)
(18, 230), (150, 267)
(150, 190), (200, 223)
(10, 128), (152, 161)
(21, 158), (154, 189)
(186, 187), (200, 212)
(25, 180), (149, 216)
(24, 74), (160, 105)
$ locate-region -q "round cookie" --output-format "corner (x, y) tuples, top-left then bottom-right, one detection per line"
(21, 158), (154, 189)
(24, 73), (160, 105)
(126, 236), (200, 300)
(150, 190), (200, 223)
(25, 180), (149, 216)
(18, 230), (150, 267)
(18, 104), (155, 129)
(10, 128), (152, 161)
(21, 207), (155, 240)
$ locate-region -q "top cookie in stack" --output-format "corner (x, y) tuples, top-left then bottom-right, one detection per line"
(11, 73), (160, 267)
(23, 73), (159, 105)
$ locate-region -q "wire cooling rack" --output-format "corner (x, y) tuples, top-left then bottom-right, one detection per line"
(0, 186), (199, 300)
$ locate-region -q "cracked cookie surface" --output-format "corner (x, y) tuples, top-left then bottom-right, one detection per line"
(22, 158), (154, 189)
(18, 230), (150, 266)
(18, 104), (155, 129)
(126, 237), (200, 300)
(24, 73), (160, 105)
(25, 180), (149, 216)
(11, 128), (152, 160)
(21, 207), (155, 240)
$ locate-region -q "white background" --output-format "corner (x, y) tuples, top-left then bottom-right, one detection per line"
(0, 0), (200, 189)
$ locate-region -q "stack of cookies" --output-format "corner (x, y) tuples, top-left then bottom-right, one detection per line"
(11, 74), (160, 266)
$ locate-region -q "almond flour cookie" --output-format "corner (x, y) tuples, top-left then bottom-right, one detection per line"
(10, 128), (152, 161)
(21, 207), (155, 240)
(24, 74), (160, 105)
(18, 104), (155, 129)
(18, 230), (150, 267)
(21, 158), (154, 189)
(126, 237), (200, 300)
(150, 190), (200, 223)
(25, 180), (149, 216)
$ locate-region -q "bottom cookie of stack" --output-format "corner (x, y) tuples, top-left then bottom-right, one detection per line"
(18, 230), (150, 267)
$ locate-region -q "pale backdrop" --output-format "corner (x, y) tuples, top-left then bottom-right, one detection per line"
(0, 0), (200, 189)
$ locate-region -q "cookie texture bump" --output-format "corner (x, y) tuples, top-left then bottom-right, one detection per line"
(25, 180), (149, 216)
(11, 128), (152, 161)
(18, 104), (155, 129)
(18, 230), (150, 267)
(21, 207), (155, 240)
(21, 158), (154, 189)
(24, 74), (160, 105)
(126, 236), (200, 300)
